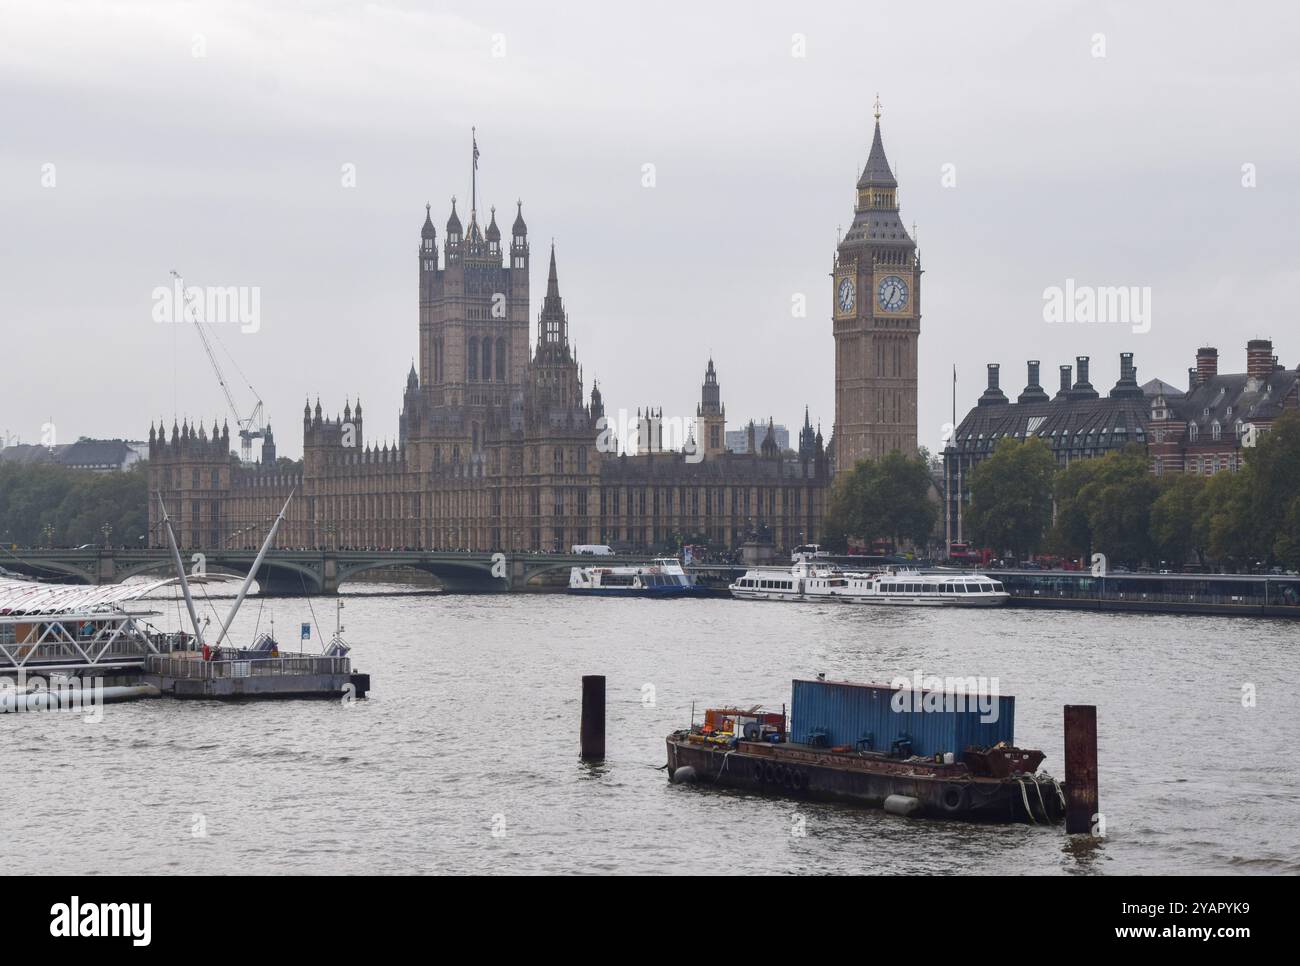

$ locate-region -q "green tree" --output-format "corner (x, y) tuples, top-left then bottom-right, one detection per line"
(1275, 493), (1300, 572)
(1201, 468), (1253, 570)
(1048, 446), (1157, 568)
(1243, 410), (1300, 567)
(965, 437), (1056, 561)
(1149, 473), (1208, 567)
(0, 461), (149, 548)
(1048, 458), (1100, 561)
(823, 451), (938, 552)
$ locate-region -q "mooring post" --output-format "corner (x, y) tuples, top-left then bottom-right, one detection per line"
(1063, 704), (1098, 834)
(580, 675), (606, 761)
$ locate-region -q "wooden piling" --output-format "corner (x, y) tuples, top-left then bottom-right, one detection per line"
(1063, 704), (1098, 834)
(580, 675), (606, 761)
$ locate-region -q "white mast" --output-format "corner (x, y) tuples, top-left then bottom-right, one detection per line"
(214, 490), (294, 648)
(157, 492), (204, 648)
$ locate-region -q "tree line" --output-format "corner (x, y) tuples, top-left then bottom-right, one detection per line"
(822, 449), (939, 553)
(965, 410), (1300, 571)
(0, 462), (149, 548)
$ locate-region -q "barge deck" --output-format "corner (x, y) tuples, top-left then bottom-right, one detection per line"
(667, 734), (1066, 823)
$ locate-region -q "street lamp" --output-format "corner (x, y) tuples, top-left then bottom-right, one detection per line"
(101, 523), (112, 548)
(42, 524), (54, 548)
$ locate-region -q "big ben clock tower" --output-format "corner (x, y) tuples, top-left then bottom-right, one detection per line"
(832, 98), (920, 475)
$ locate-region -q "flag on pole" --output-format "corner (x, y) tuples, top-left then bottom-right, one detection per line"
(473, 128), (479, 170)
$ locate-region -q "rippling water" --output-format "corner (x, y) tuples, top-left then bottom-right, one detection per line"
(4, 586), (1298, 875)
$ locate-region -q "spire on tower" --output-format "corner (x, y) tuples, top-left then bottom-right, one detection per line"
(446, 196), (462, 236)
(857, 111), (898, 190)
(537, 242), (568, 351)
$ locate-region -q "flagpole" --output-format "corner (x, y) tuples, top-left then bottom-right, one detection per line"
(472, 126), (478, 215)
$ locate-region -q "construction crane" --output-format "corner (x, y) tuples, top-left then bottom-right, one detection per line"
(170, 270), (266, 463)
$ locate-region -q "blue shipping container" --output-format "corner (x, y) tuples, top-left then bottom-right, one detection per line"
(789, 679), (1015, 757)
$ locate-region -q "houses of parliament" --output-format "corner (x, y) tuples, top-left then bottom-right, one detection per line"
(147, 113), (920, 553)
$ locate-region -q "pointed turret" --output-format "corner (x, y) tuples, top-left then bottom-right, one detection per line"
(445, 197), (463, 265)
(856, 107), (898, 191)
(446, 197), (462, 236)
(486, 206), (500, 242)
(465, 208), (484, 251)
(761, 418), (780, 458)
(840, 97), (913, 251)
(421, 203), (436, 241)
(261, 421), (276, 465)
(799, 406), (816, 460)
(510, 200), (528, 265)
(537, 243), (568, 352)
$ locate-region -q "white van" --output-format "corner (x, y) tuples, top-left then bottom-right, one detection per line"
(571, 544), (614, 556)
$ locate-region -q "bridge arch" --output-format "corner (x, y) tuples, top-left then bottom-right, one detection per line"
(334, 556), (508, 593)
(0, 557), (97, 584)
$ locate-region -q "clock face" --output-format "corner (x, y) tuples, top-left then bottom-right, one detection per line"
(837, 277), (856, 313)
(877, 275), (909, 312)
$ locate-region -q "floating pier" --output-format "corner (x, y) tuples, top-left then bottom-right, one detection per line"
(144, 650), (368, 699)
(2, 490), (369, 710)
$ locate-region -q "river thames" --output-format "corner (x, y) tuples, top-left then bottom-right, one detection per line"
(4, 587), (1297, 875)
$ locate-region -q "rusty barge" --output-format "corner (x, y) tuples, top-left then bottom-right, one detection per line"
(665, 678), (1067, 823)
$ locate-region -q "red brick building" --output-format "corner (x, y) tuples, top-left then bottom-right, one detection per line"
(1148, 339), (1299, 476)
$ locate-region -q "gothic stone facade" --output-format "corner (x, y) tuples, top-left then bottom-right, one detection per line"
(832, 111), (920, 473)
(149, 194), (830, 552)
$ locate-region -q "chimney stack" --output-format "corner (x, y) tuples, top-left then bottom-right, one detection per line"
(1110, 351), (1143, 400)
(1188, 367), (1198, 392)
(1017, 360), (1050, 404)
(1195, 347), (1218, 387)
(1070, 355), (1099, 399)
(977, 363), (1009, 407)
(1246, 339), (1274, 381)
(1057, 364), (1073, 399)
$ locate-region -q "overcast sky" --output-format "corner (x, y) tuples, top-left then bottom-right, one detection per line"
(3, 0), (1298, 459)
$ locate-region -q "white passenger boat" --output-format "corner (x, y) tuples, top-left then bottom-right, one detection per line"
(727, 554), (851, 602)
(568, 557), (705, 597)
(837, 569), (1009, 606)
(729, 555), (1008, 607)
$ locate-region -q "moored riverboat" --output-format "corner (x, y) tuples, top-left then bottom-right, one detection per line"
(729, 554), (1009, 607)
(665, 678), (1064, 823)
(569, 557), (706, 597)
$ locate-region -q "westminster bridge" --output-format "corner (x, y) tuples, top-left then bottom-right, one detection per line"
(0, 548), (744, 595)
